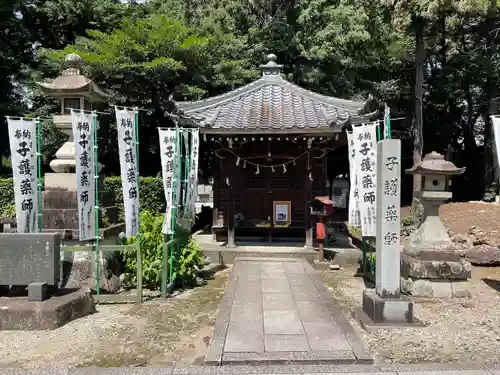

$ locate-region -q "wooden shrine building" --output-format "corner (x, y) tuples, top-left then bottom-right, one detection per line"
(173, 54), (375, 248)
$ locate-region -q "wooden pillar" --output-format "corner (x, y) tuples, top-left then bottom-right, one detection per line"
(211, 151), (219, 242)
(227, 158), (235, 247)
(305, 152), (313, 249)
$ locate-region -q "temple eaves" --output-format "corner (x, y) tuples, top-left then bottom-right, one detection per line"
(171, 54), (376, 134)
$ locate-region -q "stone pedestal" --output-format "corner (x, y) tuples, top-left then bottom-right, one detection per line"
(400, 253), (471, 298)
(44, 172), (124, 293)
(400, 193), (472, 298)
(354, 289), (425, 332)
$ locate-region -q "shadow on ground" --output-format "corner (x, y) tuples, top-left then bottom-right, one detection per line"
(482, 278), (500, 293)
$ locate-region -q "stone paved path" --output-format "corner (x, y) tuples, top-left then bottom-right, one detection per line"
(205, 257), (372, 365)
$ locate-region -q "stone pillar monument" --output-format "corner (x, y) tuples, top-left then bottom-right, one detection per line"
(354, 139), (424, 330)
(401, 152), (470, 298)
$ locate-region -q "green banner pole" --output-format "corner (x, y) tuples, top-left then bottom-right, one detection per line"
(169, 126), (180, 283)
(36, 117), (43, 232)
(387, 107), (392, 139)
(134, 108), (143, 302)
(93, 110), (100, 296)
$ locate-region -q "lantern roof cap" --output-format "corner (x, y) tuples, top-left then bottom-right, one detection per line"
(36, 53), (109, 102)
(406, 151), (465, 176)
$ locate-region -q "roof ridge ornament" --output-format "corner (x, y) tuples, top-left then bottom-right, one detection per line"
(261, 53), (283, 77)
(62, 53), (83, 76)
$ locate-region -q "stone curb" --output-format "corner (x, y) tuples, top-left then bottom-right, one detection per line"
(302, 264), (374, 364)
(2, 363), (499, 375)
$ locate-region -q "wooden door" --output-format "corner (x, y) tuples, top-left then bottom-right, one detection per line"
(240, 167), (272, 224)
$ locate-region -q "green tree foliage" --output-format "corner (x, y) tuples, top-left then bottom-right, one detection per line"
(1, 0), (500, 201)
(39, 12), (257, 176)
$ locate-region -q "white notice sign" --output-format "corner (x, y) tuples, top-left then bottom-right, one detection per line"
(347, 132), (361, 228)
(353, 123), (378, 237)
(71, 110), (96, 241)
(184, 130), (199, 226)
(375, 139), (401, 296)
(115, 107), (140, 237)
(7, 117), (38, 233)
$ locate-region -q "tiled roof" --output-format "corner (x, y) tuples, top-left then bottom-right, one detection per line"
(174, 54), (374, 133)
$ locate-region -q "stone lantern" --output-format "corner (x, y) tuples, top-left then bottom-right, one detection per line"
(401, 151), (471, 298)
(37, 53), (109, 175)
(36, 53), (117, 236)
(36, 54), (121, 293)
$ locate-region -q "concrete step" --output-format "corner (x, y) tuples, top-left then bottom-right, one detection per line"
(203, 246), (317, 265)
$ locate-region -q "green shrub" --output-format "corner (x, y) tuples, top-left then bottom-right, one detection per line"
(169, 229), (205, 288)
(0, 179), (14, 214)
(347, 224), (362, 240)
(0, 204), (16, 218)
(104, 176), (165, 215)
(122, 210), (205, 290)
(484, 183), (499, 202)
(123, 210), (165, 289)
(0, 176), (165, 217)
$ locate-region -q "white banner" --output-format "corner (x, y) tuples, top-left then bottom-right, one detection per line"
(183, 131), (190, 208)
(353, 123), (378, 237)
(491, 116), (500, 178)
(383, 104), (390, 140)
(185, 130), (200, 225)
(347, 132), (361, 228)
(159, 129), (180, 234)
(71, 110), (96, 241)
(7, 117), (38, 233)
(115, 107), (140, 237)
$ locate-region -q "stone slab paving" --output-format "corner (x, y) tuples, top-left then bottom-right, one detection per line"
(205, 257), (372, 365)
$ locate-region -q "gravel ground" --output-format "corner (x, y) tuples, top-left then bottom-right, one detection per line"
(320, 266), (500, 364)
(0, 268), (230, 368)
(440, 202), (500, 244)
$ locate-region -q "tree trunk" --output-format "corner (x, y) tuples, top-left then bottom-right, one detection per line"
(412, 16), (425, 197)
(483, 0), (499, 191)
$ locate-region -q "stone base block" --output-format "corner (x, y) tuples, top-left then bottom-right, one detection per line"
(353, 289), (425, 332)
(400, 277), (470, 298)
(28, 282), (50, 302)
(0, 288), (95, 330)
(313, 260), (330, 270)
(401, 254), (472, 279)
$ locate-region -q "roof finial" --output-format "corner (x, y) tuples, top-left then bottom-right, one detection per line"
(261, 53), (283, 77)
(63, 53), (83, 76)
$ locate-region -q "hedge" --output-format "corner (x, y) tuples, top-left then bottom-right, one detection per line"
(0, 176), (165, 216)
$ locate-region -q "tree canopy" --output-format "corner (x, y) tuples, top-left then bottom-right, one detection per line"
(2, 0), (500, 201)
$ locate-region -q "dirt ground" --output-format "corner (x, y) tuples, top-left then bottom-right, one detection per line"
(440, 202), (500, 243)
(0, 268), (229, 368)
(320, 265), (500, 364)
(402, 201), (500, 244)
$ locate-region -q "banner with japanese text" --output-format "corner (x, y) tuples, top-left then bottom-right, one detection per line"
(347, 132), (361, 228)
(71, 110), (96, 241)
(184, 129), (199, 226)
(115, 107), (140, 237)
(353, 123), (378, 237)
(7, 117), (38, 233)
(159, 129), (180, 234)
